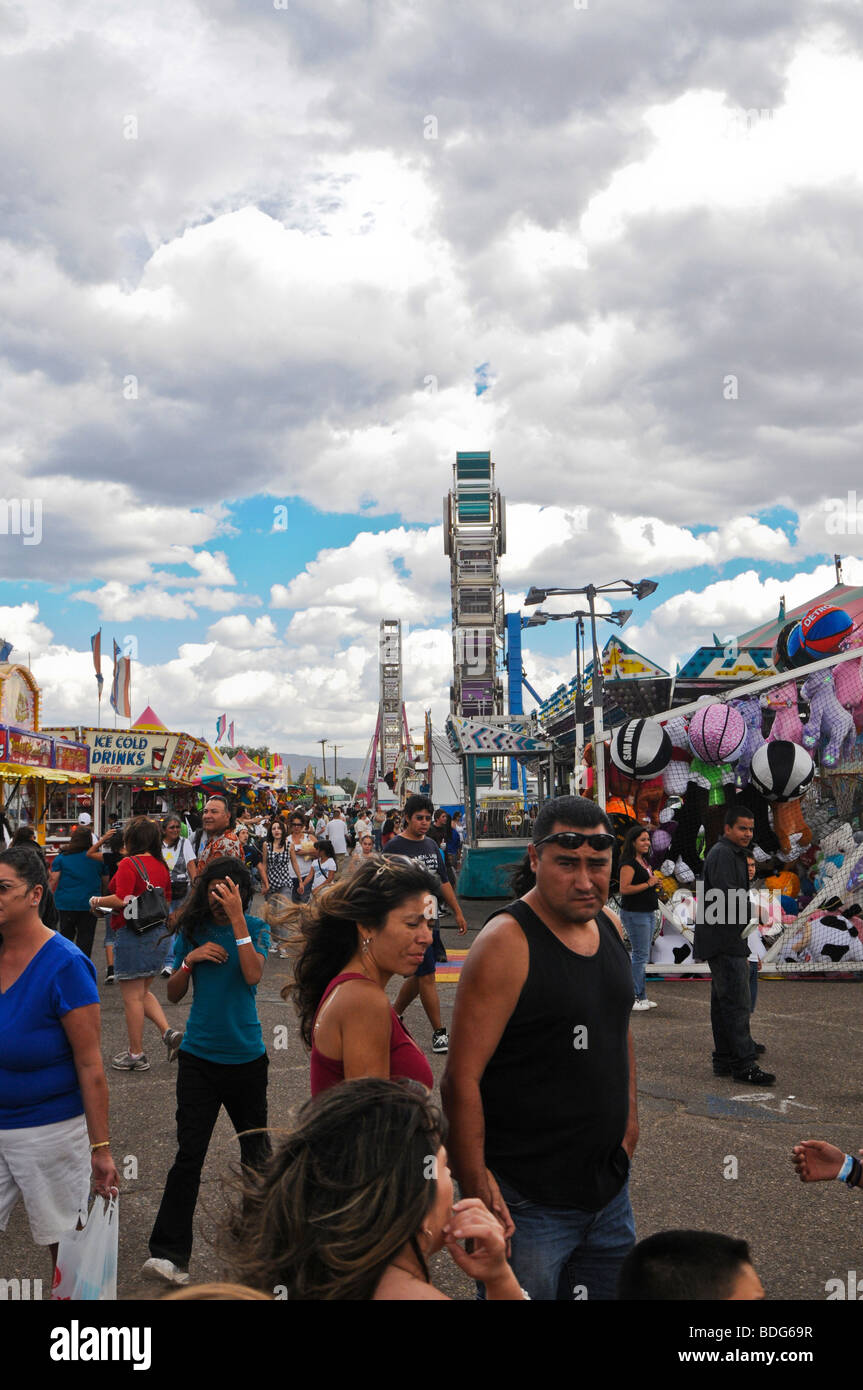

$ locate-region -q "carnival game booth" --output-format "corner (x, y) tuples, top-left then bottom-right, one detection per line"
(43, 707), (208, 833)
(585, 602), (863, 980)
(0, 663), (91, 845)
(445, 714), (552, 897)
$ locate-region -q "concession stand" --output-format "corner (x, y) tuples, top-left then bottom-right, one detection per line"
(0, 663), (91, 847)
(42, 707), (209, 834)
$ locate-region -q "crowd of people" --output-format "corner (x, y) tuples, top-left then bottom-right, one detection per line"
(0, 790), (857, 1302)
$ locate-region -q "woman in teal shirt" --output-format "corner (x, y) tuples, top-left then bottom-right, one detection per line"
(48, 827), (104, 959)
(143, 856), (270, 1287)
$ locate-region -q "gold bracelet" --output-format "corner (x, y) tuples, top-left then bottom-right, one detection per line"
(90, 1141), (111, 1151)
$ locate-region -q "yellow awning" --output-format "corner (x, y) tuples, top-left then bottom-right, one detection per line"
(0, 763), (91, 784)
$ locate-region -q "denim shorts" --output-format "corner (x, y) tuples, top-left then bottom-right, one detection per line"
(112, 922), (173, 980)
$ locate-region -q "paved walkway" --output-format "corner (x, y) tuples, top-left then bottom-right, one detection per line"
(3, 898), (862, 1300)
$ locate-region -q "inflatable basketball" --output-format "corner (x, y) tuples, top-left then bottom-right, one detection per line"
(749, 740), (814, 802)
(687, 703), (746, 764)
(610, 719), (673, 779)
(786, 622), (815, 668)
(799, 604), (853, 656)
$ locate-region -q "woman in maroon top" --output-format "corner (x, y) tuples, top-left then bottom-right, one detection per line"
(274, 857), (436, 1094)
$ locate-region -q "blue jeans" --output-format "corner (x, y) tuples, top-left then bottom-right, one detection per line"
(621, 910), (655, 1000)
(490, 1172), (635, 1301)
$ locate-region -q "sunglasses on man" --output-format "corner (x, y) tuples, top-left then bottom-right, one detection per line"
(534, 832), (616, 852)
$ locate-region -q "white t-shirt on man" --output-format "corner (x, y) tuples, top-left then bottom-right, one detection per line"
(326, 818), (348, 855)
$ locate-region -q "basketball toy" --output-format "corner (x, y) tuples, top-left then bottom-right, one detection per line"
(799, 604), (853, 656)
(610, 719), (672, 779)
(687, 703), (746, 764)
(750, 740), (814, 802)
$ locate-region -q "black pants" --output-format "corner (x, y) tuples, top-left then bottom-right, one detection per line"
(149, 1050), (270, 1269)
(707, 955), (756, 1073)
(59, 910), (96, 959)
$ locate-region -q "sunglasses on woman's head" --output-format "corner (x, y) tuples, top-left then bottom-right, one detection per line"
(534, 832), (616, 852)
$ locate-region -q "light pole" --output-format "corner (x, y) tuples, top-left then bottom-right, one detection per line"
(329, 743), (343, 784)
(525, 578), (658, 809)
(318, 738), (328, 785)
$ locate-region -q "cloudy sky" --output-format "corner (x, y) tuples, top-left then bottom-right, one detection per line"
(1, 0), (862, 757)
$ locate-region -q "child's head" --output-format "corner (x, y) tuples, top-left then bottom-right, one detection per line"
(618, 1230), (764, 1300)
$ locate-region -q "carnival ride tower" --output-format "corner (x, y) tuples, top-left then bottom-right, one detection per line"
(444, 452), (506, 724)
(363, 619), (411, 799)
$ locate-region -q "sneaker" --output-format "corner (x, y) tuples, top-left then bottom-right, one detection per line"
(163, 1028), (183, 1064)
(732, 1065), (776, 1085)
(160, 964), (172, 978)
(631, 999), (652, 1012)
(112, 1050), (150, 1071)
(431, 1028), (449, 1054)
(141, 1256), (189, 1287)
(643, 999), (658, 1009)
(104, 965), (115, 985)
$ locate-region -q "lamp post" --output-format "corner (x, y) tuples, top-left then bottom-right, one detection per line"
(524, 579), (658, 809)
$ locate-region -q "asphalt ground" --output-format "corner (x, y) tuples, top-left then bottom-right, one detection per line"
(3, 895), (863, 1304)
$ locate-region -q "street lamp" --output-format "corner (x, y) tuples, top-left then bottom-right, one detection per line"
(528, 607), (632, 795)
(522, 578), (658, 808)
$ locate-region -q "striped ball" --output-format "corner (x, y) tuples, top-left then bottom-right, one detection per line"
(687, 703), (746, 764)
(610, 719), (672, 779)
(800, 604), (853, 656)
(750, 740), (814, 802)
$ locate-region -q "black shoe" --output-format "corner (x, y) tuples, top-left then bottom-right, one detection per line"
(732, 1065), (776, 1085)
(753, 1042), (766, 1055)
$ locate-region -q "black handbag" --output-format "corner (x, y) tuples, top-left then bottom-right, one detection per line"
(124, 856), (169, 934)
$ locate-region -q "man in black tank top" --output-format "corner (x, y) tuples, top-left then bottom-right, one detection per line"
(441, 796), (638, 1301)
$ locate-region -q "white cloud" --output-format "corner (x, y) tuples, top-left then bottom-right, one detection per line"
(206, 614), (278, 649)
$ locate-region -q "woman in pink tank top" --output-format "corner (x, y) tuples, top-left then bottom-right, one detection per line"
(273, 856), (438, 1093)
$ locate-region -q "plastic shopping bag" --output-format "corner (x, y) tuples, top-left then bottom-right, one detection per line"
(51, 1194), (119, 1301)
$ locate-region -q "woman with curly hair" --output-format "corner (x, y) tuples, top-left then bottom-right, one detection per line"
(142, 855), (270, 1288)
(225, 1078), (525, 1300)
(268, 856), (437, 1094)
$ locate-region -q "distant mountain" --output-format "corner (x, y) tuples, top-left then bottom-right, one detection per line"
(276, 752), (367, 782)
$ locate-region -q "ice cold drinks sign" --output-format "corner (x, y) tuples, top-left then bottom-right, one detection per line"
(86, 731), (179, 777)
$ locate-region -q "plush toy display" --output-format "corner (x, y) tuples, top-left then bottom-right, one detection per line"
(773, 799), (813, 856)
(729, 695), (766, 788)
(801, 670), (856, 767)
(764, 682), (805, 744)
(833, 629), (863, 731)
(661, 716), (692, 798)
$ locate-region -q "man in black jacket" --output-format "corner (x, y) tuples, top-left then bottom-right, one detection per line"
(696, 805), (775, 1085)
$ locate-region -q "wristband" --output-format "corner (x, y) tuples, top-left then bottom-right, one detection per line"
(181, 959), (192, 973)
(91, 1141), (110, 1152)
(838, 1153), (853, 1182)
(234, 935), (252, 946)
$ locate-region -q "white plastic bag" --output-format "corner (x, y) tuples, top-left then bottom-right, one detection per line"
(52, 1194), (119, 1301)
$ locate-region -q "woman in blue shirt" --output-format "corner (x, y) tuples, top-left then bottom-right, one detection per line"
(143, 855), (270, 1287)
(0, 847), (120, 1275)
(48, 827), (104, 960)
